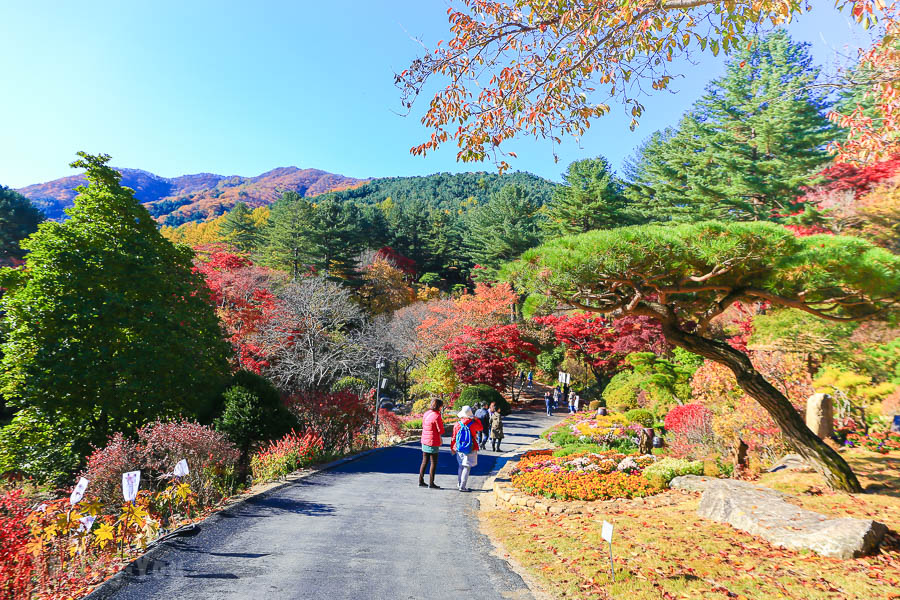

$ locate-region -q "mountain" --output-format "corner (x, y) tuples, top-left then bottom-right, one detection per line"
(17, 167), (367, 223)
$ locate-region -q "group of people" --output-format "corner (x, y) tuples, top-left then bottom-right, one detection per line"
(417, 399), (504, 492)
(543, 384), (580, 416)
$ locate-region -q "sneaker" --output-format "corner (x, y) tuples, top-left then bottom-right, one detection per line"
(459, 487), (470, 492)
(418, 481), (427, 487)
(428, 483), (441, 489)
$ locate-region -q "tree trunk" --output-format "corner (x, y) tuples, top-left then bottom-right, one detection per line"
(660, 323), (862, 493)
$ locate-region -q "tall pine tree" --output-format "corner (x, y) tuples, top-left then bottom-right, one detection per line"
(627, 30), (836, 221)
(543, 156), (636, 235)
(219, 201), (260, 252)
(466, 184), (542, 275)
(259, 192), (316, 279)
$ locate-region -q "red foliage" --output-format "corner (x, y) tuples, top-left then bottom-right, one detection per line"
(377, 408), (404, 439)
(664, 404), (713, 435)
(534, 313), (668, 375)
(445, 324), (538, 392)
(285, 390), (373, 451)
(194, 250), (281, 373)
(816, 157), (900, 198)
(418, 282), (517, 355)
(0, 489), (33, 599)
(375, 246), (416, 277)
(83, 420), (240, 508)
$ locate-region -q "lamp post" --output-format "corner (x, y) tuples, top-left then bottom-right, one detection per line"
(374, 357), (385, 446)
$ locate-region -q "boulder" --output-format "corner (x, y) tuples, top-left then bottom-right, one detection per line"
(695, 479), (886, 559)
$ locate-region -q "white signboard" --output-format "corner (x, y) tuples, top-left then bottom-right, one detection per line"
(122, 470), (141, 502)
(69, 477), (89, 505)
(173, 459), (189, 478)
(381, 378), (387, 389)
(558, 371), (565, 383)
(601, 520), (614, 543)
(78, 515), (96, 532)
(565, 373), (571, 384)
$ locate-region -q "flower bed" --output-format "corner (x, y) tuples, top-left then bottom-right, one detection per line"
(542, 413), (643, 452)
(510, 450), (662, 501)
(845, 430), (900, 453)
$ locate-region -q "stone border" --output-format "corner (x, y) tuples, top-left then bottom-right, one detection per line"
(82, 440), (407, 600)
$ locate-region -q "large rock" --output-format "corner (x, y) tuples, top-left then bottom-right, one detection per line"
(806, 392), (834, 439)
(691, 479), (886, 559)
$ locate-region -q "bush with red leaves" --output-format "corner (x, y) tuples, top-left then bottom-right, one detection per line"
(286, 390), (373, 453)
(0, 489), (33, 599)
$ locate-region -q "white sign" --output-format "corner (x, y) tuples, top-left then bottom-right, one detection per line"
(78, 515), (96, 532)
(69, 477), (89, 505)
(122, 470), (141, 502)
(601, 520), (614, 543)
(565, 373), (571, 384)
(173, 459), (189, 478)
(558, 371), (565, 383)
(381, 378), (387, 389)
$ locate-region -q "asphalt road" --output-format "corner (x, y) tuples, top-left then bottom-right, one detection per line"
(101, 410), (563, 600)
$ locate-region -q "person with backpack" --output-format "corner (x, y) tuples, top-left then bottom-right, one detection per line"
(489, 402), (504, 452)
(418, 398), (445, 489)
(474, 403), (490, 448)
(527, 371), (533, 389)
(450, 405), (483, 492)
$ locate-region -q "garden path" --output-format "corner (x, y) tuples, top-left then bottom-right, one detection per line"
(99, 409), (563, 600)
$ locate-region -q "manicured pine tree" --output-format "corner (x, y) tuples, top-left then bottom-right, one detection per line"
(219, 201), (260, 252)
(0, 153), (231, 464)
(542, 156), (635, 235)
(627, 30), (836, 221)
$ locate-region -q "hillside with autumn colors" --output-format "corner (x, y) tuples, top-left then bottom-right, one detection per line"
(16, 166), (367, 223)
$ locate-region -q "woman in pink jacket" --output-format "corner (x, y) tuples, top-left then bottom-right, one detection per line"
(418, 398), (445, 489)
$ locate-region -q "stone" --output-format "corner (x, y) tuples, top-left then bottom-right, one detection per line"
(806, 393), (834, 439)
(696, 479), (886, 559)
(768, 453), (814, 473)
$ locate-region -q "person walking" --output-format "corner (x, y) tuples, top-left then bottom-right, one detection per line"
(553, 386), (561, 409)
(568, 391), (575, 414)
(450, 405), (483, 492)
(474, 403), (490, 449)
(573, 392), (580, 413)
(527, 371), (533, 389)
(489, 402), (504, 452)
(544, 391), (553, 416)
(418, 399), (444, 489)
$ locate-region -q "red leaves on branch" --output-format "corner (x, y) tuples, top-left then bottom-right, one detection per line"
(375, 246), (417, 278)
(445, 324), (537, 392)
(0, 488), (33, 599)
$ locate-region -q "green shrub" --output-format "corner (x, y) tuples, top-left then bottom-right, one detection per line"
(0, 409), (81, 485)
(214, 384), (293, 459)
(455, 385), (510, 415)
(332, 376), (369, 395)
(412, 397), (431, 415)
(548, 429), (580, 446)
(402, 418), (423, 430)
(625, 409), (655, 427)
(552, 443), (605, 457)
(642, 457), (704, 487)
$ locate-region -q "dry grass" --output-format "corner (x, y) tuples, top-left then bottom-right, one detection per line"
(481, 449), (900, 600)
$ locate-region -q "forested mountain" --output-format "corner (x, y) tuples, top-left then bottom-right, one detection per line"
(17, 166), (366, 223)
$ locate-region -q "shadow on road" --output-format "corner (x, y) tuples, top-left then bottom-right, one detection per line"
(218, 495), (336, 519)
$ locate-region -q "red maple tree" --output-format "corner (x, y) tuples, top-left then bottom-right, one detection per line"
(445, 324), (537, 396)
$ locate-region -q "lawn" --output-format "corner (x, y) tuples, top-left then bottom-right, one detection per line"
(481, 449), (900, 600)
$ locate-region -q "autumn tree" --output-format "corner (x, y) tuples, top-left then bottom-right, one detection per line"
(504, 221), (900, 492)
(357, 251), (416, 314)
(398, 0), (893, 169)
(0, 153), (230, 470)
(445, 323), (537, 399)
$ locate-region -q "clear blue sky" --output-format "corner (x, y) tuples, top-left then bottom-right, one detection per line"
(0, 1), (875, 188)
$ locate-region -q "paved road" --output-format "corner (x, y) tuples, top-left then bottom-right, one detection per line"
(102, 410), (563, 600)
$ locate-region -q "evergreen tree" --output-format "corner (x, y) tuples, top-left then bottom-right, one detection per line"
(259, 192), (316, 279)
(543, 157), (635, 235)
(219, 201), (260, 252)
(309, 199), (364, 278)
(627, 30), (836, 221)
(0, 153), (230, 471)
(0, 186), (43, 261)
(466, 184), (542, 274)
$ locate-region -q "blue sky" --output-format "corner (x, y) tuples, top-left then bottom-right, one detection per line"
(0, 1), (876, 188)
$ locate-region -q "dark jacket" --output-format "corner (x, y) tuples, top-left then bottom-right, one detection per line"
(474, 407), (490, 431)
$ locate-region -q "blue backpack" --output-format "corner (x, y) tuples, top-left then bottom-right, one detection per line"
(456, 421), (473, 454)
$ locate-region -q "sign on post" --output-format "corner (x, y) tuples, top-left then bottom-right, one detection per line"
(173, 459), (189, 478)
(601, 520), (615, 581)
(122, 471), (141, 503)
(70, 477), (89, 506)
(381, 378), (387, 389)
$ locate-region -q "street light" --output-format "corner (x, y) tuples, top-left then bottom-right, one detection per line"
(373, 358), (385, 446)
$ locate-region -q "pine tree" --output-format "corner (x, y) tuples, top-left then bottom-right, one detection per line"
(542, 156), (635, 235)
(308, 199), (364, 278)
(219, 201), (260, 252)
(466, 184), (542, 274)
(259, 192), (315, 279)
(0, 153), (230, 471)
(626, 30), (836, 221)
(0, 186), (43, 261)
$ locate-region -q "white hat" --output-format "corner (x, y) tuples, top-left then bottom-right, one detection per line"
(457, 405), (474, 419)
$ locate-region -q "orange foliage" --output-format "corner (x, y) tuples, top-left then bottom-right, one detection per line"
(417, 283), (516, 356)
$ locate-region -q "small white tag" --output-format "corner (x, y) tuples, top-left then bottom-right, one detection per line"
(601, 520), (614, 543)
(78, 515), (96, 532)
(173, 459), (189, 477)
(70, 477), (89, 505)
(122, 471), (141, 502)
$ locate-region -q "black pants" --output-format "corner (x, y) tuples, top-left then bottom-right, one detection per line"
(491, 438), (501, 452)
(418, 452), (438, 485)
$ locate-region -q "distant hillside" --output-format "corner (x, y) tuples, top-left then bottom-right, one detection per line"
(17, 167), (367, 223)
(314, 171), (557, 208)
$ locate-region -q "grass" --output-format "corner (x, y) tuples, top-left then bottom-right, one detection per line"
(482, 449), (900, 600)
